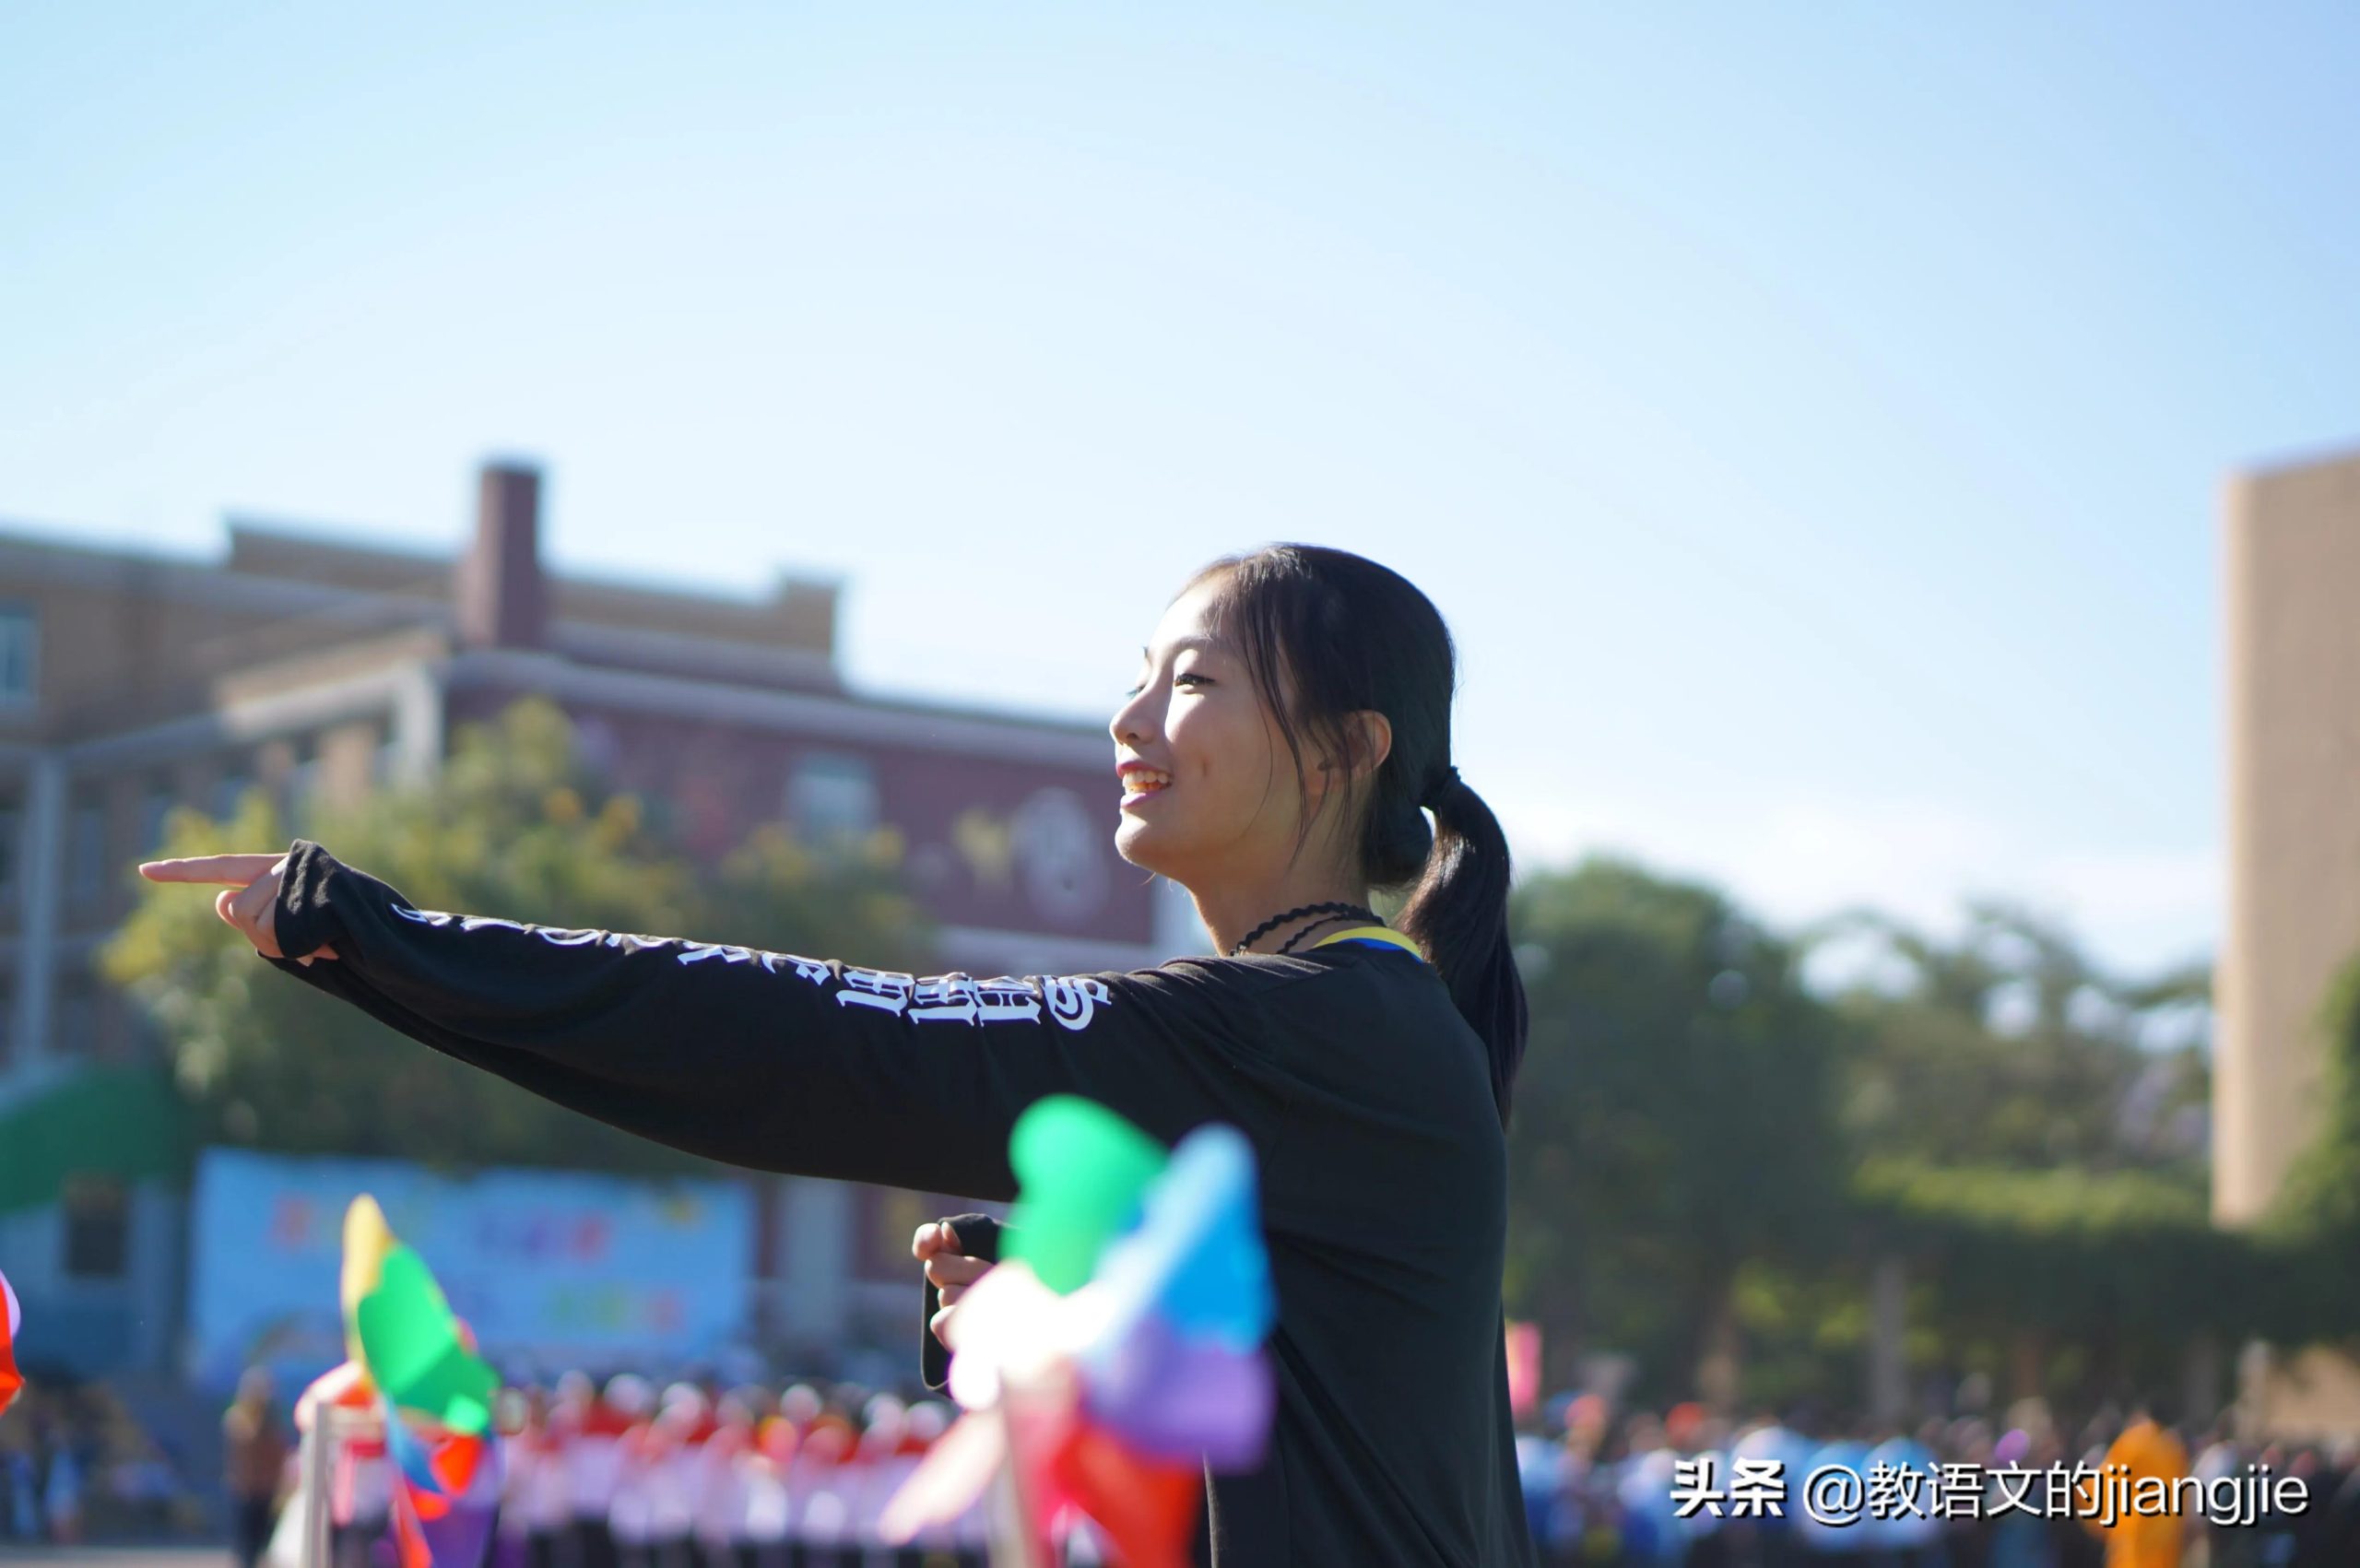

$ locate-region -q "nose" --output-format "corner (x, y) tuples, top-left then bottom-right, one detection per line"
(1110, 682), (1159, 749)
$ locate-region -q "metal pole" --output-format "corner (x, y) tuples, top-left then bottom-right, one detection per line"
(300, 1403), (336, 1568)
(985, 1398), (1047, 1568)
(1868, 1253), (1907, 1426)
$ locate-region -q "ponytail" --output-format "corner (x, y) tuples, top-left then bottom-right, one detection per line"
(1183, 543), (1528, 1125)
(1398, 772), (1528, 1126)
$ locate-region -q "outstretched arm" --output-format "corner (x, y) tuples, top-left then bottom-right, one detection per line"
(142, 841), (1279, 1199)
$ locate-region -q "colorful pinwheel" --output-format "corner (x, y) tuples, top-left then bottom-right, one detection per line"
(883, 1097), (1275, 1568)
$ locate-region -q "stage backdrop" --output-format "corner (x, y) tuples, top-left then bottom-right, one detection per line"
(188, 1148), (752, 1392)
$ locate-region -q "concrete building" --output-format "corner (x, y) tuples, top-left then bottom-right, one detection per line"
(0, 458), (1205, 1378)
(2219, 442), (2360, 1443)
(2218, 444), (2360, 1228)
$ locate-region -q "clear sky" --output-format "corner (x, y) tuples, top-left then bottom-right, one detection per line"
(6, 3), (2356, 978)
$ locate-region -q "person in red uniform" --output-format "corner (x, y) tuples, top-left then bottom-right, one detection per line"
(555, 1373), (638, 1568)
(790, 1411), (856, 1568)
(755, 1391), (811, 1568)
(144, 544), (1537, 1567)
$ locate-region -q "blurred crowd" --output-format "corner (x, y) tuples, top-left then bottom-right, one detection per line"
(1516, 1396), (2360, 1567)
(17, 1365), (2360, 1568)
(0, 1382), (202, 1542)
(247, 1366), (1077, 1568)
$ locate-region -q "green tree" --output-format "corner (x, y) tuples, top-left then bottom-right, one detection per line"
(1811, 903), (2211, 1177)
(1504, 858), (1849, 1402)
(1809, 906), (2228, 1405)
(103, 699), (932, 1173)
(2267, 951), (2360, 1328)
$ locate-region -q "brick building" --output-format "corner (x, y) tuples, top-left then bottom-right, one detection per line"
(0, 458), (1203, 1377)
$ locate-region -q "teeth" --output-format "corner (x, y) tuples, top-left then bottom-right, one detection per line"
(1124, 772), (1171, 790)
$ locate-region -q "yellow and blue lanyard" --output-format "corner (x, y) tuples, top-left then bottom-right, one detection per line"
(1307, 925), (1428, 962)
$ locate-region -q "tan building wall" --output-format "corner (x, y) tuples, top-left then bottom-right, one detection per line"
(2218, 446), (2360, 1226)
(0, 534), (414, 743)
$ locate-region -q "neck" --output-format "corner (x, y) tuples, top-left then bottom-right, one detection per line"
(1190, 869), (1375, 956)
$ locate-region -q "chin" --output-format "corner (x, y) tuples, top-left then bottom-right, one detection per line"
(1113, 813), (1184, 879)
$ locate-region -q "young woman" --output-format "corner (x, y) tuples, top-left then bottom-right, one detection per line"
(145, 544), (1536, 1566)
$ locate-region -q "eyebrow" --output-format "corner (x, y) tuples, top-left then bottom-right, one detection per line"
(1140, 635), (1227, 661)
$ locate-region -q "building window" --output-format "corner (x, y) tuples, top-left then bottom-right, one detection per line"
(66, 789), (108, 905)
(786, 753), (879, 844)
(139, 775), (179, 855)
(283, 736), (322, 827)
(1012, 786), (1110, 922)
(0, 606), (36, 708)
(572, 715), (621, 778)
(212, 765), (254, 821)
(62, 1175), (131, 1280)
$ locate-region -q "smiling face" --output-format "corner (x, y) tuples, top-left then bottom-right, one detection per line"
(1109, 574), (1316, 887)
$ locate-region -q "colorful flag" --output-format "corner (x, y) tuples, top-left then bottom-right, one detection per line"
(335, 1196), (502, 1568)
(0, 1266), (22, 1416)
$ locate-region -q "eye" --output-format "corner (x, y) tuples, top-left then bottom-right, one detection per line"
(1127, 668), (1213, 697)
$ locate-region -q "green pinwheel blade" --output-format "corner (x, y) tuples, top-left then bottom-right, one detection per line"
(353, 1244), (497, 1435)
(1004, 1095), (1169, 1292)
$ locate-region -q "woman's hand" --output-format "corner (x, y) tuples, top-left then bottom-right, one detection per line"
(913, 1220), (993, 1348)
(137, 853), (340, 966)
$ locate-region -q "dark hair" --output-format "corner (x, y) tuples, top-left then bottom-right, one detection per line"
(1186, 545), (1528, 1124)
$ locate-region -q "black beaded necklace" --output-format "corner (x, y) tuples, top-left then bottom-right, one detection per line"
(1228, 901), (1380, 958)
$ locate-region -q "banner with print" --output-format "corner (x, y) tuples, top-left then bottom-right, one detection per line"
(188, 1148), (752, 1393)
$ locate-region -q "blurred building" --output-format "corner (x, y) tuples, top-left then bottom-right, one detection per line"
(2219, 442), (2360, 1441)
(2218, 444), (2360, 1227)
(0, 458), (1204, 1378)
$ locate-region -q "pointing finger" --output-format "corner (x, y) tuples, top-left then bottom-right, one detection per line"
(139, 854), (285, 886)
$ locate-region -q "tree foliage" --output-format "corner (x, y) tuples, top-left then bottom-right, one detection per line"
(1812, 902), (2212, 1177)
(2270, 952), (2360, 1244)
(1496, 858), (2359, 1409)
(102, 699), (932, 1173)
(1504, 858), (1849, 1398)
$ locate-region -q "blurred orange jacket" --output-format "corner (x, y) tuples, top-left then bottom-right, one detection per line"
(2086, 1418), (2191, 1568)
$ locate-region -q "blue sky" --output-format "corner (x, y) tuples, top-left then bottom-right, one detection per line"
(6, 3), (2356, 977)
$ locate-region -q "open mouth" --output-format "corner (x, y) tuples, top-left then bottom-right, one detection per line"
(1119, 768), (1172, 803)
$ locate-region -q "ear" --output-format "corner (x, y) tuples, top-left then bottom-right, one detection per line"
(1323, 710), (1392, 784)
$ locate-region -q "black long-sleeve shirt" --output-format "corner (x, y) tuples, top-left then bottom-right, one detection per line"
(266, 839), (1535, 1566)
